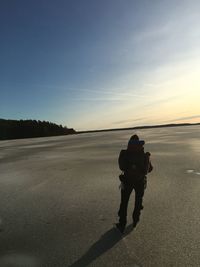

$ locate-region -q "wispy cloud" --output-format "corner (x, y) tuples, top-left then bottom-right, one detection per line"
(112, 117), (149, 127)
(141, 95), (180, 109)
(67, 98), (127, 102)
(132, 24), (170, 44)
(164, 115), (200, 123)
(144, 81), (174, 88)
(0, 81), (148, 100)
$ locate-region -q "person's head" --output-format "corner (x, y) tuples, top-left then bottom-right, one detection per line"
(130, 134), (139, 141)
(127, 134), (145, 151)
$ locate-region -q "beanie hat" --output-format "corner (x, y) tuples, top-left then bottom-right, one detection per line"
(128, 134), (145, 146)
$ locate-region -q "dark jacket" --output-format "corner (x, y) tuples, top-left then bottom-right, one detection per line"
(118, 144), (153, 184)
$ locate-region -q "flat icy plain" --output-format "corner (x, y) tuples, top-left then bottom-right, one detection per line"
(0, 126), (200, 267)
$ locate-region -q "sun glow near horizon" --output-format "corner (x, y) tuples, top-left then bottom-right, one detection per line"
(72, 57), (200, 130)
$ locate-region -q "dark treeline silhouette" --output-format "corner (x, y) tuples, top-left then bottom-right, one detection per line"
(0, 119), (76, 140)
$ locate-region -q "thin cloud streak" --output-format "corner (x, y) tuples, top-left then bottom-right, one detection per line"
(0, 82), (148, 99)
(67, 98), (128, 102)
(113, 117), (149, 125)
(164, 115), (200, 123)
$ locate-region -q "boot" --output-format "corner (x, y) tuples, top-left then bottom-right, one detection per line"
(115, 223), (125, 233)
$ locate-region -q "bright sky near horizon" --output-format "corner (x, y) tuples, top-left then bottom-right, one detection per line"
(1, 0), (200, 130)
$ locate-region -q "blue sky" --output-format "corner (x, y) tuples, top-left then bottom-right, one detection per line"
(0, 0), (200, 130)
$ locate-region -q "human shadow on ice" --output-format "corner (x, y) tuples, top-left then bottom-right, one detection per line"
(68, 224), (135, 267)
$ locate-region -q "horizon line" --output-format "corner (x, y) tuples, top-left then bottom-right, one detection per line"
(77, 122), (200, 134)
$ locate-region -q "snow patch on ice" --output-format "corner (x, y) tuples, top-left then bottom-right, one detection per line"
(186, 170), (194, 173)
(186, 169), (200, 176)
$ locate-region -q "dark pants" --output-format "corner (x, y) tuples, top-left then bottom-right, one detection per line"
(118, 178), (146, 226)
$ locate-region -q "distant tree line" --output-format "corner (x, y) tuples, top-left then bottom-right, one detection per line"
(0, 119), (76, 140)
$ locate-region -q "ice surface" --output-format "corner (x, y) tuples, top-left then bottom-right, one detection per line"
(0, 126), (200, 266)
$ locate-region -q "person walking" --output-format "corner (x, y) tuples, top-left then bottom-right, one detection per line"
(116, 134), (153, 233)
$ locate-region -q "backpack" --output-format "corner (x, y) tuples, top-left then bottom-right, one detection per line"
(118, 149), (152, 180)
(118, 149), (128, 171)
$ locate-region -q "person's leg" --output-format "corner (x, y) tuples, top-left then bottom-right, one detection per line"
(118, 185), (133, 228)
(132, 183), (145, 227)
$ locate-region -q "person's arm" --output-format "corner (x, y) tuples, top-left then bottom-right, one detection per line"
(148, 161), (153, 173)
(144, 152), (153, 174)
(118, 150), (127, 171)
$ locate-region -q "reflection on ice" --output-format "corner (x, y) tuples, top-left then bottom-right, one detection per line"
(189, 139), (200, 153)
(0, 172), (28, 186)
(0, 253), (40, 267)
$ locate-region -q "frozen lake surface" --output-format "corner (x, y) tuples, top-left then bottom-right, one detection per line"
(0, 126), (200, 267)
